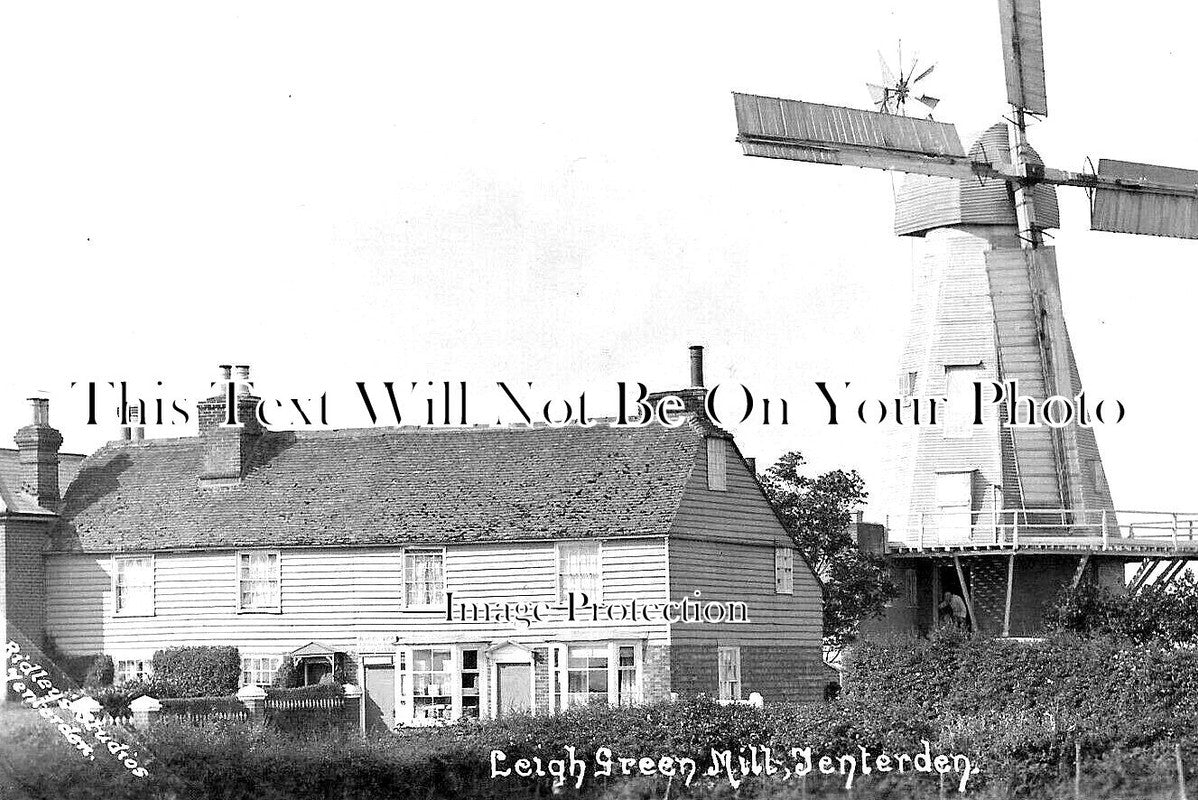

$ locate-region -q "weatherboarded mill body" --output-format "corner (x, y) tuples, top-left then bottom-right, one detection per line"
(733, 0), (1198, 635)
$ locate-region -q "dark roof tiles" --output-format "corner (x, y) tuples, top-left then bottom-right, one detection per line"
(51, 421), (706, 554)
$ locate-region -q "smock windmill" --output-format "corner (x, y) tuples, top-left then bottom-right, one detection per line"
(732, 0), (1198, 636)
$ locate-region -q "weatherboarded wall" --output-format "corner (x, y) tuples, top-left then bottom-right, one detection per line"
(667, 442), (825, 702)
(44, 537), (672, 661)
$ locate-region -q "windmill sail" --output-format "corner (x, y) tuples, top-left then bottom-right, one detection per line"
(1091, 159), (1198, 239)
(997, 0), (1048, 116)
(732, 93), (971, 179)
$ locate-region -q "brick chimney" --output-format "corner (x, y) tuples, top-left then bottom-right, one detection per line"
(197, 364), (263, 487)
(14, 398), (63, 510)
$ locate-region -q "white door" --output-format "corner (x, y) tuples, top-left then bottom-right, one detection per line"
(935, 472), (973, 543)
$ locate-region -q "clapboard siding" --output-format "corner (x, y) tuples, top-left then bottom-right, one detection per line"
(877, 222), (1116, 540)
(667, 443), (822, 649)
(45, 538), (671, 660)
(668, 538), (822, 646)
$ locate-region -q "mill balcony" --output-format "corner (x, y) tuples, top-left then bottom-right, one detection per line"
(883, 509), (1198, 558)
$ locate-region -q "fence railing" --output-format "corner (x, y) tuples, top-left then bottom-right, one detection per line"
(83, 685), (363, 730)
(884, 509), (1198, 551)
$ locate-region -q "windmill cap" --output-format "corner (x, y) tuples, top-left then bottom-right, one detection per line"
(893, 121), (1060, 237)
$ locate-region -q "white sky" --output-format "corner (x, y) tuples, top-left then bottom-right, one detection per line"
(2, 1), (1196, 518)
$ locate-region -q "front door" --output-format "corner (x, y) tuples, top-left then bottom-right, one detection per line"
(304, 659), (332, 685)
(364, 664), (396, 731)
(496, 664), (532, 718)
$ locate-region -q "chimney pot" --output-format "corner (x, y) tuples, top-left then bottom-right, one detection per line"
(29, 397), (50, 426)
(688, 345), (705, 388)
(235, 365), (251, 396)
(121, 427), (132, 442)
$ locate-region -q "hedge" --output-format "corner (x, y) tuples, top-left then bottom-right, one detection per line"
(266, 683), (344, 700)
(8, 632), (1198, 799)
(150, 646), (241, 698)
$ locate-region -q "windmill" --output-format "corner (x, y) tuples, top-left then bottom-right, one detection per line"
(732, 0), (1198, 636)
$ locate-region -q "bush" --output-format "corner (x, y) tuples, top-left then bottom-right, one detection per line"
(39, 636), (100, 690)
(272, 655), (301, 688)
(90, 682), (149, 720)
(1047, 576), (1198, 644)
(83, 653), (115, 689)
(151, 646), (241, 698)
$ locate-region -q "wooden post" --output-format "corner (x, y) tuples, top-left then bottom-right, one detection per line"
(1074, 741), (1081, 800)
(1174, 514), (1181, 549)
(932, 565), (941, 627)
(1177, 743), (1188, 800)
(342, 683), (364, 737)
(953, 556), (979, 634)
(1013, 511), (1020, 549)
(1003, 554), (1015, 637)
(992, 487), (999, 544)
(1071, 554), (1091, 590)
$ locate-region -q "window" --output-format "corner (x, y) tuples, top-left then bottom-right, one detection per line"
(558, 542), (601, 602)
(555, 642), (642, 711)
(566, 645), (609, 707)
(460, 649), (481, 718)
(901, 371), (918, 397)
(238, 551), (280, 611)
(718, 647), (741, 701)
(114, 556), (154, 616)
(241, 656), (281, 687)
(616, 646), (636, 707)
(774, 546), (794, 594)
(404, 549), (445, 607)
(116, 659), (152, 685)
(411, 648), (453, 722)
(944, 365), (982, 438)
(706, 438), (728, 490)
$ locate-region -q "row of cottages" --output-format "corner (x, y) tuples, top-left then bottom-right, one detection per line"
(2, 355), (825, 729)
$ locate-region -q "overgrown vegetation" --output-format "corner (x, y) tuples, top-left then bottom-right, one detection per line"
(5, 627), (1198, 799)
(1046, 574), (1198, 644)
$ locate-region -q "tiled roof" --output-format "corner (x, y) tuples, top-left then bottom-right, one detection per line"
(0, 448), (86, 515)
(51, 421), (706, 553)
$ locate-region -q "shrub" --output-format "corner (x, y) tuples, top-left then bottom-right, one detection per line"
(272, 655), (302, 688)
(1047, 575), (1198, 644)
(39, 636), (99, 689)
(83, 653), (115, 689)
(90, 683), (149, 720)
(151, 646), (241, 698)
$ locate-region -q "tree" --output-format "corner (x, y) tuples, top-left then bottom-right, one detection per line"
(759, 451), (898, 657)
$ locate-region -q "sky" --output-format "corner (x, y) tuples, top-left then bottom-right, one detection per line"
(2, 1), (1196, 518)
